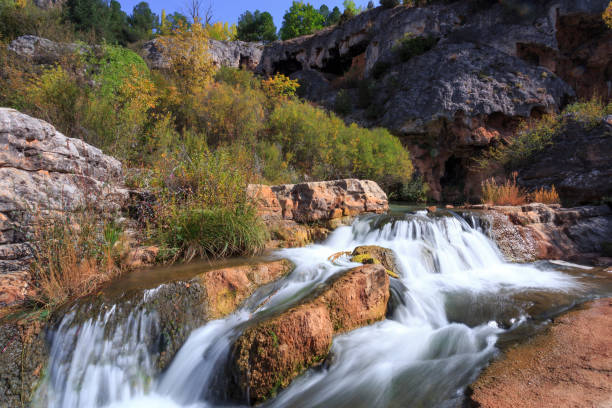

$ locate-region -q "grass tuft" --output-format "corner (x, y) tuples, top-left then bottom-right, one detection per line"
(481, 172), (527, 206)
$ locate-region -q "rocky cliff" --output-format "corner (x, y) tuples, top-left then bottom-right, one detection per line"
(254, 0), (610, 201)
(0, 108), (128, 307)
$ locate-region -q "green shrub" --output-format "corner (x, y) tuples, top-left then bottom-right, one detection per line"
(334, 89), (353, 115)
(393, 33), (438, 62)
(563, 98), (612, 130)
(214, 66), (261, 90)
(393, 174), (429, 203)
(157, 206), (268, 261)
(268, 99), (413, 191)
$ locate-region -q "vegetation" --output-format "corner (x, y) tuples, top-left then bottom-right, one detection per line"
(380, 0), (400, 8)
(604, 1), (612, 28)
(532, 186), (560, 204)
(279, 1), (326, 40)
(481, 173), (527, 206)
(476, 98), (612, 170)
(393, 32), (438, 62)
(29, 212), (125, 308)
(237, 10), (277, 42)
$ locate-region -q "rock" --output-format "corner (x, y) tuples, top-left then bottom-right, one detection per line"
(0, 108), (128, 307)
(517, 118), (612, 205)
(231, 264), (390, 403)
(0, 321), (47, 407)
(247, 179), (388, 224)
(140, 38), (263, 71)
(351, 245), (399, 278)
(8, 35), (84, 64)
(470, 298), (612, 408)
(195, 259), (293, 319)
(482, 203), (612, 263)
(123, 246), (159, 269)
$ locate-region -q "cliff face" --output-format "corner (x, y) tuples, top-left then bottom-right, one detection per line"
(253, 0), (610, 201)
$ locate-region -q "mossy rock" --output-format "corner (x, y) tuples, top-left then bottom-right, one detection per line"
(351, 246), (400, 278)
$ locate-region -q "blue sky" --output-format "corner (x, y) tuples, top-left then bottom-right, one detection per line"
(118, 0), (372, 29)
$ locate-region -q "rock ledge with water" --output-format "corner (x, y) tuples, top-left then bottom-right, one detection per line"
(231, 263), (389, 404)
(470, 298), (612, 408)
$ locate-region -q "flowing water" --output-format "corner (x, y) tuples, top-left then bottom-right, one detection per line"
(35, 211), (612, 408)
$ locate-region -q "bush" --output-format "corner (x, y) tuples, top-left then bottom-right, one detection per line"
(531, 185), (560, 204)
(30, 212), (125, 308)
(563, 98), (612, 130)
(334, 89), (353, 115)
(481, 172), (527, 205)
(156, 206), (268, 261)
(262, 73), (300, 99)
(215, 66), (261, 90)
(393, 33), (438, 62)
(393, 174), (429, 203)
(0, 0), (76, 42)
(268, 99), (413, 191)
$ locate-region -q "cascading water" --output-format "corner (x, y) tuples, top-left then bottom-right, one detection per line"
(37, 212), (582, 408)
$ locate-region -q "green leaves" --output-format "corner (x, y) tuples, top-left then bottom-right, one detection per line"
(279, 1), (326, 40)
(237, 10), (278, 42)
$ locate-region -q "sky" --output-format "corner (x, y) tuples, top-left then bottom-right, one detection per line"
(118, 0), (372, 29)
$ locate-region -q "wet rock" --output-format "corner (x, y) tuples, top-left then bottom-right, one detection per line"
(0, 320), (48, 407)
(247, 179), (388, 224)
(470, 298), (612, 408)
(351, 245), (399, 278)
(482, 203), (612, 264)
(196, 259), (293, 319)
(231, 264), (390, 404)
(0, 108), (129, 308)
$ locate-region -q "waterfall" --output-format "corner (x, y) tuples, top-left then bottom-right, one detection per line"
(37, 212), (578, 408)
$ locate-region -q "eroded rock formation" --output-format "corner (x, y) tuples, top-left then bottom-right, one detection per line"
(248, 179), (389, 248)
(0, 108), (129, 307)
(255, 0), (610, 201)
(231, 263), (390, 404)
(517, 116), (612, 205)
(470, 298), (612, 408)
(480, 203), (612, 265)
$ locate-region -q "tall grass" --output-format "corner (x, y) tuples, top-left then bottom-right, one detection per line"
(481, 172), (527, 205)
(157, 206), (268, 262)
(29, 213), (125, 308)
(531, 186), (560, 204)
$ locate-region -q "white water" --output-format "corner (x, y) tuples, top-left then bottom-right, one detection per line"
(38, 212), (579, 408)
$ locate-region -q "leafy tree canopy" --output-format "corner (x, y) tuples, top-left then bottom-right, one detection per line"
(236, 10), (277, 42)
(279, 1), (325, 40)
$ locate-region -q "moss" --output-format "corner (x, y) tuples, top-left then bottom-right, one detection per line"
(351, 253), (379, 265)
(268, 330), (279, 349)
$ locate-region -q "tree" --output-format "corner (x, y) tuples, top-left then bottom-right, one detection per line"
(184, 0), (212, 24)
(343, 0), (361, 15)
(206, 21), (237, 41)
(326, 6), (341, 25)
(236, 10), (277, 42)
(279, 1), (325, 40)
(64, 0), (130, 44)
(367, 1), (375, 9)
(128, 2), (158, 41)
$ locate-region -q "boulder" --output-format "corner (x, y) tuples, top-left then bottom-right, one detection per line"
(8, 35), (84, 64)
(0, 108), (129, 307)
(470, 298), (612, 408)
(140, 38), (264, 71)
(247, 179), (388, 224)
(481, 203), (612, 264)
(351, 245), (400, 278)
(231, 264), (389, 404)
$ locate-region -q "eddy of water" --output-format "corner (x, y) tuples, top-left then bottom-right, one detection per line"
(37, 212), (581, 408)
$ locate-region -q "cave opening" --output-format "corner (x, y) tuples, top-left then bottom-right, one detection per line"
(272, 57), (303, 76)
(440, 155), (468, 203)
(320, 40), (369, 76)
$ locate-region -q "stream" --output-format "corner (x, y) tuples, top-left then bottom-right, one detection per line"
(34, 211), (612, 408)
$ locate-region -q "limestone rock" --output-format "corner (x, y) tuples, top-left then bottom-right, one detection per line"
(470, 298), (612, 408)
(8, 35), (84, 64)
(517, 118), (612, 205)
(140, 38), (263, 71)
(0, 108), (128, 307)
(351, 245), (399, 278)
(482, 203), (612, 264)
(247, 179), (388, 224)
(231, 264), (390, 404)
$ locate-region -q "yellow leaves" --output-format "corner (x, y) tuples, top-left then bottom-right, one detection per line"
(604, 2), (612, 28)
(262, 74), (300, 100)
(158, 21), (216, 94)
(206, 21), (238, 41)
